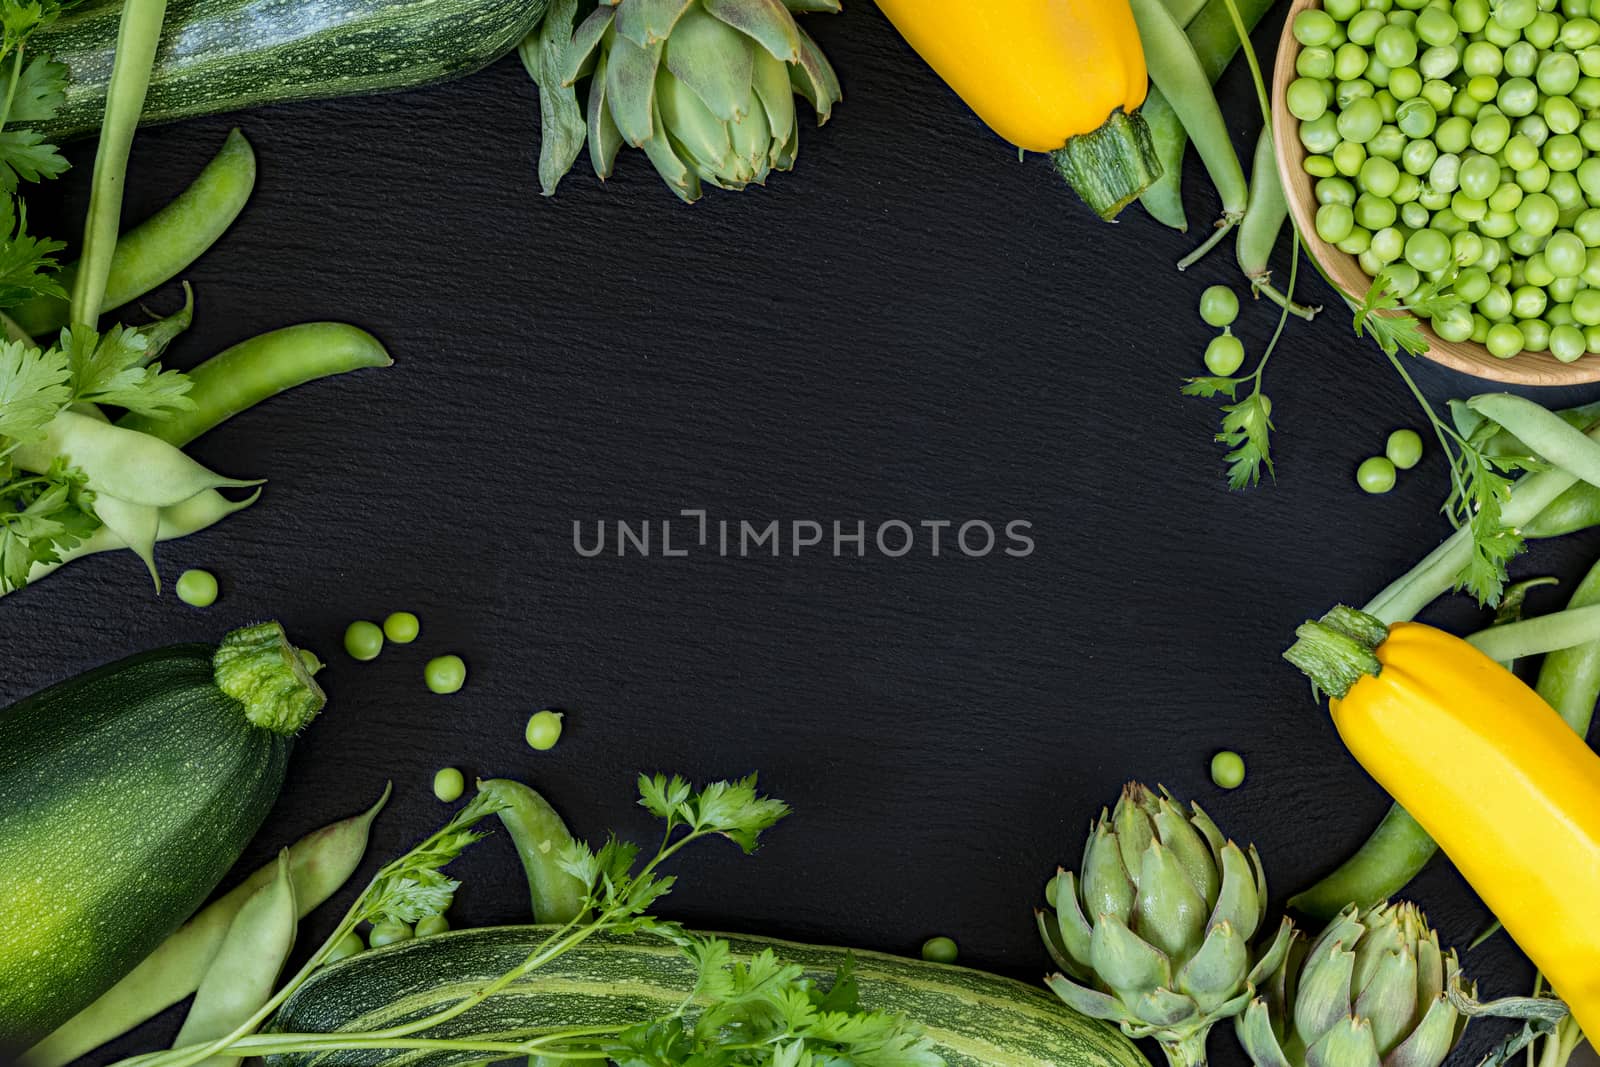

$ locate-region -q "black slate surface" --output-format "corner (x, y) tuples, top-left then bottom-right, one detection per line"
(4, 3), (1598, 1065)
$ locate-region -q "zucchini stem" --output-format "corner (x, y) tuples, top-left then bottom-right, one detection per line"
(1049, 108), (1164, 221)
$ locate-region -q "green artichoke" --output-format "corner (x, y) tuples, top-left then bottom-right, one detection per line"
(1040, 783), (1294, 1067)
(523, 0), (842, 202)
(1236, 903), (1472, 1067)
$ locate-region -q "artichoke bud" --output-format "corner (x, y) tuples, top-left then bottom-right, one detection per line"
(1136, 842), (1207, 961)
(1090, 912), (1174, 998)
(1305, 1016), (1382, 1067)
(1082, 819), (1136, 926)
(1177, 921), (1251, 1012)
(1153, 803), (1219, 904)
(1209, 841), (1263, 941)
(1113, 783), (1160, 876)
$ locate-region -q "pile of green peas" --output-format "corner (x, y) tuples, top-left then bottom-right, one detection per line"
(1290, 0), (1600, 362)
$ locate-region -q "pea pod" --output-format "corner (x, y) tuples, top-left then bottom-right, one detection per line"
(118, 323), (392, 447)
(90, 494), (162, 589)
(1468, 393), (1600, 490)
(10, 130), (256, 338)
(477, 779), (589, 924)
(170, 850), (297, 1067)
(1236, 128), (1316, 319)
(4, 488), (258, 597)
(13, 410), (259, 507)
(20, 787), (387, 1067)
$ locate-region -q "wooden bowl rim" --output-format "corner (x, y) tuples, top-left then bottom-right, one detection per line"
(1272, 0), (1600, 386)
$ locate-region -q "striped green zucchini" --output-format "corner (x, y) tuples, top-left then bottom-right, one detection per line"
(266, 927), (1152, 1067)
(31, 0), (551, 141)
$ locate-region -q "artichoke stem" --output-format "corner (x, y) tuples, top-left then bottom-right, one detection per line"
(1158, 1031), (1213, 1067)
(1050, 108), (1163, 222)
(1284, 605), (1390, 699)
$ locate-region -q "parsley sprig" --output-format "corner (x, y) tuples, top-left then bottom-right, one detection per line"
(115, 775), (937, 1067)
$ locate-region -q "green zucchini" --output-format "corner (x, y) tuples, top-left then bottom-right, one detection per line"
(0, 622), (326, 1049)
(267, 927), (1152, 1067)
(31, 0), (552, 141)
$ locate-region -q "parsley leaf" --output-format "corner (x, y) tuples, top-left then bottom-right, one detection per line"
(6, 54), (65, 124)
(1217, 392), (1275, 490)
(0, 335), (66, 442)
(60, 323), (195, 416)
(0, 195), (62, 306)
(1179, 374), (1244, 400)
(0, 127), (65, 189)
(0, 458), (94, 591)
(1354, 267), (1465, 358)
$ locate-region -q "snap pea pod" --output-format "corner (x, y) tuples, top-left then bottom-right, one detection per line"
(1141, 0), (1278, 231)
(10, 130), (256, 338)
(118, 323), (392, 447)
(13, 410), (259, 507)
(171, 851), (297, 1067)
(1129, 0), (1250, 269)
(477, 779), (589, 925)
(1468, 394), (1600, 492)
(1291, 551), (1600, 921)
(1522, 482), (1600, 539)
(4, 488), (258, 596)
(1159, 0), (1209, 27)
(20, 788), (386, 1067)
(92, 493), (162, 589)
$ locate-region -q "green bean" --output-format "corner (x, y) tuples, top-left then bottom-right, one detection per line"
(1522, 481), (1600, 538)
(1468, 393), (1600, 490)
(1130, 0), (1251, 268)
(12, 410), (259, 507)
(117, 323), (392, 447)
(70, 0), (170, 329)
(11, 131), (255, 338)
(169, 852), (296, 1067)
(1237, 128), (1319, 319)
(477, 779), (590, 924)
(1466, 603), (1600, 660)
(21, 788), (386, 1067)
(1140, 0), (1278, 230)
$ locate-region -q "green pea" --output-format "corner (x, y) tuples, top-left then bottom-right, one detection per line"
(1416, 5), (1459, 44)
(1357, 456), (1399, 494)
(1210, 751), (1246, 790)
(525, 709), (565, 751)
(325, 930), (365, 963)
(1480, 283), (1515, 319)
(1375, 24), (1418, 66)
(1429, 151), (1462, 190)
(1550, 300), (1577, 327)
(1466, 74), (1501, 104)
(1305, 154), (1339, 178)
(1369, 123), (1406, 159)
(1372, 226), (1407, 263)
(1301, 114), (1341, 154)
(1295, 9), (1339, 45)
(1386, 262), (1422, 298)
(1567, 17), (1600, 49)
(415, 914), (450, 938)
(425, 653), (467, 694)
(344, 620), (384, 662)
(1435, 116), (1473, 153)
(1401, 138), (1438, 177)
(921, 937), (960, 964)
(1356, 193), (1399, 230)
(1431, 205), (1466, 232)
(1299, 46), (1337, 80)
(1463, 39), (1504, 77)
(1449, 190), (1486, 221)
(383, 610), (420, 643)
(1455, 0), (1490, 33)
(1518, 191), (1561, 234)
(1527, 11), (1561, 49)
(1505, 41), (1539, 78)
(1396, 97), (1439, 138)
(1288, 78), (1330, 121)
(1481, 208), (1519, 237)
(1489, 181), (1525, 213)
(1472, 313), (1492, 343)
(1540, 53), (1584, 101)
(1526, 252), (1557, 286)
(1459, 153), (1501, 199)
(1574, 288), (1600, 324)
(1473, 110), (1512, 154)
(1487, 321), (1527, 357)
(1422, 78), (1457, 114)
(1361, 156), (1402, 198)
(1418, 45), (1459, 81)
(1546, 231), (1589, 277)
(1552, 322), (1590, 361)
(1575, 207), (1600, 245)
(1512, 285), (1550, 318)
(1434, 303), (1477, 341)
(1580, 119), (1600, 152)
(1340, 97), (1386, 143)
(1334, 141), (1369, 176)
(1519, 162), (1553, 193)
(1338, 226), (1374, 255)
(1394, 172), (1423, 203)
(1496, 78), (1539, 119)
(1521, 318), (1552, 352)
(1505, 133), (1540, 171)
(1516, 114), (1550, 149)
(1200, 286), (1239, 328)
(1391, 67), (1425, 103)
(368, 921), (413, 948)
(1456, 266), (1493, 301)
(1582, 46), (1600, 77)
(1551, 276), (1582, 304)
(433, 766), (465, 802)
(1452, 231), (1485, 265)
(1335, 41), (1372, 82)
(1509, 230), (1549, 258)
(1317, 177), (1357, 206)
(1404, 228), (1453, 271)
(1576, 76), (1600, 110)
(1205, 332), (1246, 375)
(175, 568), (218, 608)
(1401, 200), (1432, 228)
(1546, 134), (1586, 173)
(1484, 17), (1521, 46)
(1349, 9), (1388, 44)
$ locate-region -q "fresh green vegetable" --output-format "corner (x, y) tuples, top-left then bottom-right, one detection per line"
(424, 654), (466, 694)
(1039, 782), (1293, 1067)
(118, 323), (392, 447)
(0, 621), (325, 1047)
(1357, 455), (1398, 494)
(524, 708), (564, 750)
(176, 567), (218, 606)
(21, 789), (387, 1067)
(477, 777), (589, 924)
(171, 851), (298, 1067)
(322, 933), (364, 965)
(1236, 904), (1473, 1067)
(1199, 285), (1239, 327)
(1237, 127), (1313, 319)
(432, 768), (465, 803)
(1130, 0), (1249, 269)
(414, 915), (449, 938)
(367, 921), (413, 948)
(1387, 428), (1424, 470)
(919, 936), (958, 964)
(11, 128), (256, 337)
(30, 0), (551, 142)
(528, 0), (841, 202)
(343, 621), (383, 662)
(1210, 749), (1245, 789)
(382, 611), (419, 644)
(1204, 331), (1245, 375)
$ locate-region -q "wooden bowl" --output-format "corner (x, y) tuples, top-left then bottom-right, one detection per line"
(1273, 0), (1600, 384)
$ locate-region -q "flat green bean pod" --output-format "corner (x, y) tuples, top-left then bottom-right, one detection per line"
(90, 494), (162, 589)
(477, 779), (590, 925)
(119, 323), (392, 447)
(11, 131), (256, 338)
(21, 787), (387, 1067)
(13, 410), (260, 507)
(170, 851), (297, 1067)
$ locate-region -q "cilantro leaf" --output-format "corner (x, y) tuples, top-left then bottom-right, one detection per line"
(60, 323), (195, 416)
(1217, 392), (1275, 490)
(0, 335), (67, 442)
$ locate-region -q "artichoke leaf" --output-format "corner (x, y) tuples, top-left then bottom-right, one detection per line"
(727, 99), (772, 184)
(1176, 920), (1251, 1015)
(1046, 974), (1132, 1024)
(1113, 786), (1159, 881)
(639, 97), (702, 201)
(606, 31), (664, 146)
(1207, 841), (1263, 943)
(1136, 842), (1208, 963)
(703, 0), (801, 61)
(1090, 913), (1175, 999)
(1353, 949), (1420, 1057)
(657, 69), (736, 180)
(561, 6), (617, 85)
(1306, 1017), (1383, 1067)
(1382, 996), (1462, 1067)
(524, 0), (588, 196)
(1052, 870), (1095, 972)
(780, 0), (840, 10)
(790, 25), (840, 120)
(665, 6), (756, 122)
(1082, 821), (1136, 927)
(1237, 999), (1297, 1067)
(1132, 987), (1199, 1028)
(1294, 944), (1357, 1046)
(587, 51), (625, 179)
(615, 0), (694, 45)
(1153, 803), (1220, 907)
(750, 46), (796, 151)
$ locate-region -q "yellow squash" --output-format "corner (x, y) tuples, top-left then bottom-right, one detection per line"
(1286, 607), (1600, 1041)
(875, 0), (1159, 220)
